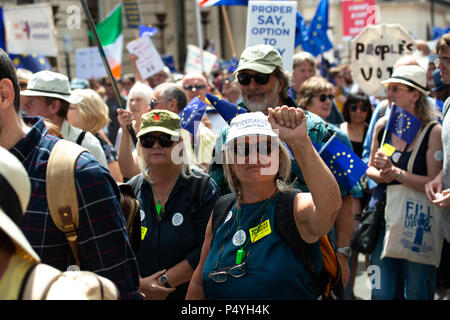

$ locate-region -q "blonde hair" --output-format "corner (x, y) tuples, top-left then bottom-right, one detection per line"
(222, 137), (293, 205)
(135, 128), (202, 184)
(72, 89), (110, 133)
(297, 76), (335, 109)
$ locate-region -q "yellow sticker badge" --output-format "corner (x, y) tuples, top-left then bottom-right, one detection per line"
(249, 219), (272, 243)
(141, 226), (148, 240)
(381, 143), (396, 157)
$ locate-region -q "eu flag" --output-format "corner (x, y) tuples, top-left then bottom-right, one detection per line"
(179, 97), (208, 135)
(319, 135), (368, 191)
(301, 0), (333, 57)
(139, 25), (158, 38)
(295, 10), (309, 48)
(10, 54), (52, 73)
(386, 104), (422, 144)
(206, 93), (247, 124)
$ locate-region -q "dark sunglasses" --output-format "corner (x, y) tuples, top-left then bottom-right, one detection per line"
(234, 141), (274, 157)
(139, 134), (177, 148)
(237, 73), (271, 86)
(183, 85), (207, 91)
(149, 99), (168, 108)
(349, 104), (369, 112)
(317, 94), (334, 102)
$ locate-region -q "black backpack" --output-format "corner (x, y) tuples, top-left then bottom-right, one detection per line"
(211, 189), (343, 300)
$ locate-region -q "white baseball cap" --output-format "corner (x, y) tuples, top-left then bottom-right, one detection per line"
(225, 111), (278, 145)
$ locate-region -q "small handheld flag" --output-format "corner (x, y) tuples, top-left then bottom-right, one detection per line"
(179, 97), (208, 135)
(386, 104), (422, 144)
(206, 93), (247, 124)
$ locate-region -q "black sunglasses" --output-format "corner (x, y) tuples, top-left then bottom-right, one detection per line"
(349, 104), (369, 112)
(139, 134), (177, 148)
(317, 94), (334, 102)
(234, 141), (274, 157)
(183, 85), (207, 91)
(237, 73), (271, 86)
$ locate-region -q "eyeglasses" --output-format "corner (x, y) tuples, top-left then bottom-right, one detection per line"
(237, 73), (271, 86)
(349, 104), (369, 112)
(150, 99), (169, 108)
(317, 94), (334, 102)
(208, 262), (247, 283)
(234, 141), (274, 157)
(183, 85), (207, 91)
(435, 57), (450, 68)
(139, 134), (178, 148)
(386, 85), (411, 94)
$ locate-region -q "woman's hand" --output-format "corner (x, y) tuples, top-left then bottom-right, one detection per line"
(139, 269), (176, 300)
(117, 108), (134, 130)
(373, 150), (393, 171)
(268, 106), (307, 146)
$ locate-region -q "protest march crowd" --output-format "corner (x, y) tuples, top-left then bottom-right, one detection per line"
(0, 4), (450, 301)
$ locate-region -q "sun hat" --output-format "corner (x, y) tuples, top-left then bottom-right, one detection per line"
(432, 69), (448, 92)
(234, 44), (284, 75)
(381, 65), (430, 96)
(137, 109), (181, 138)
(225, 111), (278, 145)
(21, 70), (83, 104)
(0, 146), (40, 263)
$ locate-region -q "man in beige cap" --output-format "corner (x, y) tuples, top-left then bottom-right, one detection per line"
(0, 49), (141, 299)
(21, 70), (107, 167)
(210, 44), (357, 293)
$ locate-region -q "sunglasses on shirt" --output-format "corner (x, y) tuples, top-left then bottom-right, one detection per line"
(233, 141), (275, 157)
(139, 134), (178, 148)
(237, 73), (271, 86)
(317, 94), (334, 102)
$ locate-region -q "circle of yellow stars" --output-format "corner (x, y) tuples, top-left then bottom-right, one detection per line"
(394, 113), (411, 135)
(329, 151), (354, 177)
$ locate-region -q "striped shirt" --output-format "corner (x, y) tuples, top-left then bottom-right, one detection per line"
(11, 117), (141, 300)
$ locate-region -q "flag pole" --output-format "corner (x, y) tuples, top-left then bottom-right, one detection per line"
(379, 102), (394, 148)
(195, 1), (205, 72)
(220, 6), (237, 57)
(79, 0), (137, 145)
(318, 132), (337, 155)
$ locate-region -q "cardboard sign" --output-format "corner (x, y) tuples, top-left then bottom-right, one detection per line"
(246, 1), (297, 72)
(341, 0), (377, 39)
(185, 44), (217, 75)
(126, 36), (165, 79)
(75, 47), (107, 80)
(3, 3), (58, 57)
(351, 24), (416, 97)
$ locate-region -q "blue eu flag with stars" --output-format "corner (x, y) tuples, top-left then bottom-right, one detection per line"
(318, 135), (368, 191)
(206, 93), (246, 125)
(179, 97), (208, 135)
(301, 0), (333, 57)
(386, 104), (422, 144)
(10, 54), (52, 73)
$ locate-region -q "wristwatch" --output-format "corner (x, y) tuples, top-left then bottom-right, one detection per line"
(159, 274), (171, 288)
(336, 247), (352, 257)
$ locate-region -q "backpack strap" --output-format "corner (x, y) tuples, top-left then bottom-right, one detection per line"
(19, 263), (63, 300)
(188, 174), (210, 223)
(46, 139), (87, 267)
(76, 131), (87, 145)
(127, 173), (145, 197)
(211, 193), (236, 238)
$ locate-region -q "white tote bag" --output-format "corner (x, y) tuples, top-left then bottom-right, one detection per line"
(381, 122), (444, 267)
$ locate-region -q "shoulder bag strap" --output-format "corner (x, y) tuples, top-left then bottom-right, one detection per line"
(407, 121), (438, 172)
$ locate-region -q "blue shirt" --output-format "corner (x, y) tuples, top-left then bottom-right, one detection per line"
(11, 117), (141, 300)
(202, 195), (322, 299)
(133, 171), (221, 300)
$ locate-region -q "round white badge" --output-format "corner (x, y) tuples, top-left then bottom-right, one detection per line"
(392, 151), (401, 163)
(140, 210), (145, 222)
(232, 230), (246, 247)
(172, 212), (184, 226)
(434, 150), (443, 161)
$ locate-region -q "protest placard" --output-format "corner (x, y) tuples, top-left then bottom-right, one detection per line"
(341, 0), (376, 39)
(126, 36), (165, 79)
(245, 1), (297, 72)
(3, 3), (57, 57)
(351, 24), (416, 97)
(185, 45), (217, 74)
(75, 47), (107, 80)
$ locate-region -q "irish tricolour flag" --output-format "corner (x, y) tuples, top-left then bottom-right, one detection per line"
(92, 3), (123, 79)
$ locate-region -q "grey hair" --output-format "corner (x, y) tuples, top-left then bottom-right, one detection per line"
(273, 67), (292, 103)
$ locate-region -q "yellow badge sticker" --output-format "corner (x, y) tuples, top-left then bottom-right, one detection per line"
(381, 143), (396, 157)
(141, 226), (148, 240)
(249, 219), (272, 243)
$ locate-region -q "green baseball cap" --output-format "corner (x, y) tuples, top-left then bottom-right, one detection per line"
(235, 44), (284, 75)
(137, 110), (181, 138)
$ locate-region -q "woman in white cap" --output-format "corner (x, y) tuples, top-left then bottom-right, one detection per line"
(366, 64), (443, 299)
(0, 146), (118, 300)
(186, 107), (341, 299)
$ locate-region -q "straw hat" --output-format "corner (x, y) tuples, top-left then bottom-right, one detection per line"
(381, 65), (430, 96)
(0, 146), (39, 263)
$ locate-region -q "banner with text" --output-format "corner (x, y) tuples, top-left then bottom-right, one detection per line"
(342, 0), (377, 39)
(246, 1), (297, 72)
(126, 36), (165, 79)
(75, 47), (107, 80)
(3, 3), (57, 57)
(185, 44), (218, 75)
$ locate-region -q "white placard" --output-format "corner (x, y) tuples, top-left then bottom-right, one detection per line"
(184, 45), (218, 75)
(75, 47), (107, 80)
(3, 3), (58, 57)
(351, 24), (416, 97)
(246, 1), (297, 72)
(126, 36), (165, 79)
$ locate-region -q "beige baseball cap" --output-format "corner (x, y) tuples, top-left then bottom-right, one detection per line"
(235, 44), (284, 75)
